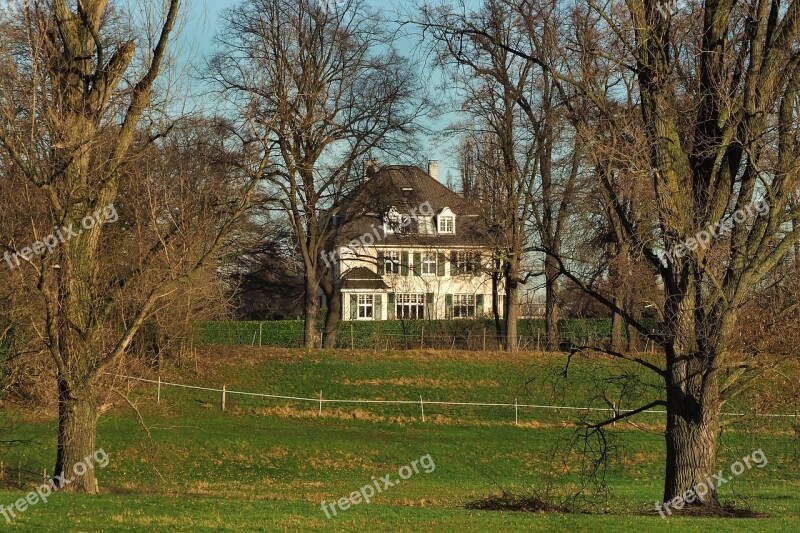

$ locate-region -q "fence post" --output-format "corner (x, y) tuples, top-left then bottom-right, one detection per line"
(319, 390), (323, 416)
(420, 326), (424, 350)
(350, 323), (354, 350)
(420, 396), (425, 422)
(222, 385), (226, 412)
(515, 398), (518, 426)
(483, 328), (486, 351)
(157, 376), (161, 405)
(537, 331), (540, 352)
(259, 322), (263, 346)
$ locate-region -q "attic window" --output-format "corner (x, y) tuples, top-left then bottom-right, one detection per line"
(439, 217), (454, 233)
(437, 207), (456, 234)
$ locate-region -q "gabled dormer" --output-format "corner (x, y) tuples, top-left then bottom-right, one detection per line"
(437, 207), (455, 235)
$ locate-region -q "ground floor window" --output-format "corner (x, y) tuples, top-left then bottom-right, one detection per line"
(396, 293), (425, 319)
(358, 294), (373, 319)
(453, 294), (476, 318)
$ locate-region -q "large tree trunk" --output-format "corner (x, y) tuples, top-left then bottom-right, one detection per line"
(544, 254), (560, 351)
(55, 374), (99, 494)
(321, 286), (341, 348)
(663, 351), (722, 505)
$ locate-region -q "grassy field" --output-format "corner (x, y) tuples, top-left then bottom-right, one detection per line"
(0, 347), (798, 531)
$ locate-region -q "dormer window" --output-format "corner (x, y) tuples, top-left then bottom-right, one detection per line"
(437, 207), (456, 234)
(415, 216), (434, 235)
(439, 217), (454, 233)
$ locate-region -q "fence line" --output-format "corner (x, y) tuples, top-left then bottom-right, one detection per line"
(197, 320), (664, 352)
(104, 372), (798, 421)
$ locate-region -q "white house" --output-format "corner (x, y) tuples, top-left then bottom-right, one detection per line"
(325, 161), (503, 321)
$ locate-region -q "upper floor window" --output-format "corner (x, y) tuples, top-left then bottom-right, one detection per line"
(439, 217), (454, 233)
(385, 250), (400, 274)
(454, 251), (471, 274)
(421, 252), (437, 275)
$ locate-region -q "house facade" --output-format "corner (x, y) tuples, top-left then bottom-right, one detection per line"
(325, 161), (503, 321)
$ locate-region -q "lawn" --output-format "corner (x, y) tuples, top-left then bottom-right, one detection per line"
(0, 347), (798, 531)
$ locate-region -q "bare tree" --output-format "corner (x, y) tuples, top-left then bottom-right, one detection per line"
(0, 1), (257, 493)
(418, 0), (800, 510)
(421, 0), (580, 351)
(209, 0), (423, 348)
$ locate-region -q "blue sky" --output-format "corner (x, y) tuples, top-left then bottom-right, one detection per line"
(176, 0), (464, 187)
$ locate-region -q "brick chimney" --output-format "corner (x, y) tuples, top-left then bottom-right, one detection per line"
(427, 160), (439, 181)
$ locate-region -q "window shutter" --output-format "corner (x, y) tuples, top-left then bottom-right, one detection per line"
(387, 293), (396, 319)
(350, 294), (358, 320)
(450, 251), (458, 274)
(374, 294), (383, 320)
(472, 253), (481, 276)
(476, 294), (484, 317)
(413, 252), (422, 276)
(437, 253), (446, 276)
(425, 292), (435, 319)
(401, 251), (410, 276)
(377, 251), (385, 275)
(445, 294), (453, 319)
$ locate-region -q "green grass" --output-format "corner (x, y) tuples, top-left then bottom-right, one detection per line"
(1, 347), (798, 531)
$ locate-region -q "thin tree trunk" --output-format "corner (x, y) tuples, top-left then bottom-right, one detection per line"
(303, 275), (320, 348)
(492, 262), (503, 349)
(505, 254), (520, 352)
(322, 287), (341, 348)
(544, 255), (560, 351)
(55, 374), (98, 494)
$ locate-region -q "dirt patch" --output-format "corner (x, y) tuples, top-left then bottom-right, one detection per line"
(647, 503), (768, 518)
(337, 377), (499, 388)
(465, 491), (567, 513)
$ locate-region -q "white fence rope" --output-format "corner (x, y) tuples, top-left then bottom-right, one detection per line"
(103, 372), (798, 420)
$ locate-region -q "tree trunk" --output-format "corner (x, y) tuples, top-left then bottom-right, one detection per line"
(55, 374), (99, 494)
(663, 353), (722, 506)
(626, 318), (639, 352)
(504, 254), (520, 352)
(303, 275), (320, 348)
(492, 263), (503, 349)
(611, 301), (624, 352)
(544, 254), (560, 351)
(322, 286), (341, 348)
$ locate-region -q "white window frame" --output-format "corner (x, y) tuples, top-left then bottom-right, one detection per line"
(385, 251), (400, 275)
(396, 293), (425, 320)
(357, 294), (374, 320)
(455, 251), (471, 274)
(421, 252), (437, 275)
(453, 294), (476, 318)
(439, 216), (455, 234)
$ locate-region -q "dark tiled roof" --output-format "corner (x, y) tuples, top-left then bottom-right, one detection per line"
(337, 165), (491, 247)
(341, 267), (390, 291)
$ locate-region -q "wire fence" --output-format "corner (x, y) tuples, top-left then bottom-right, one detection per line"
(105, 372), (799, 426)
